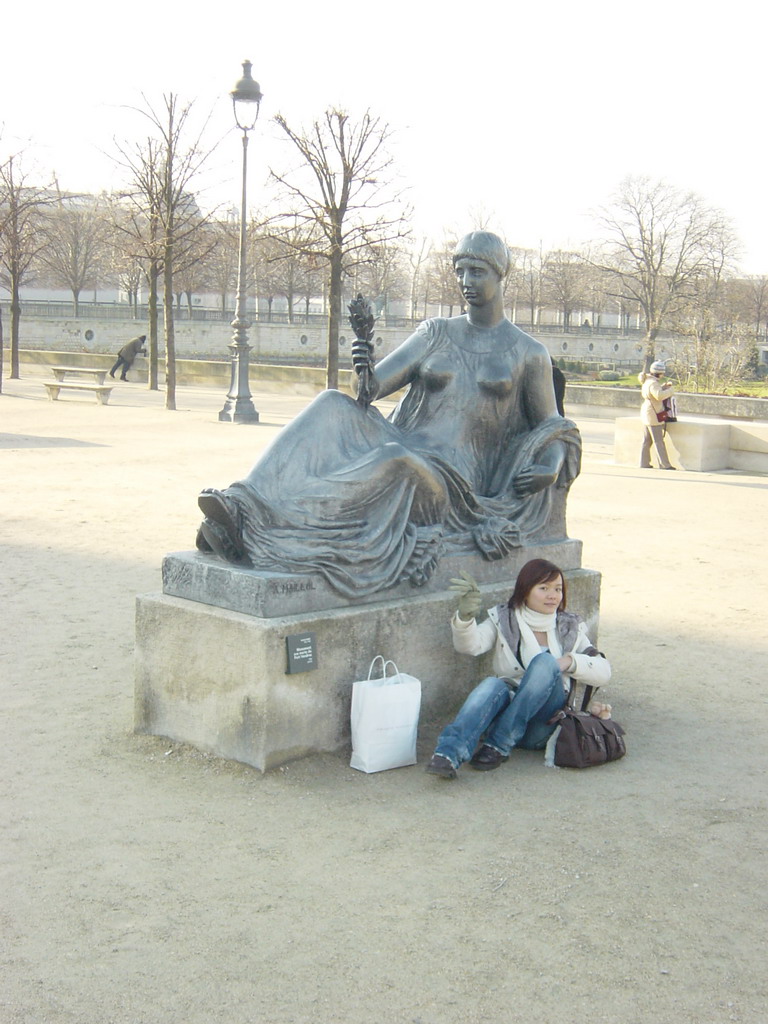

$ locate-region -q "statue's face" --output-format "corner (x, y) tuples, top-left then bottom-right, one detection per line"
(454, 258), (499, 307)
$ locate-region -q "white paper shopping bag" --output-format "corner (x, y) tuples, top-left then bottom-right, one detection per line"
(350, 657), (422, 773)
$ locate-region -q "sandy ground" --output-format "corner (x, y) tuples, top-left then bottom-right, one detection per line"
(1, 373), (767, 1024)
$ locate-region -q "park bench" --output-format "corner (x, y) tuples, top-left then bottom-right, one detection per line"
(49, 365), (110, 385)
(42, 380), (114, 405)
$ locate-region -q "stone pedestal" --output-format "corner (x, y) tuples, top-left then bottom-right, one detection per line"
(134, 564), (602, 772)
(161, 538), (583, 619)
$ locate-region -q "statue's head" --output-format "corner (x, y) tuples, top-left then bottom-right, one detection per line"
(453, 231), (510, 279)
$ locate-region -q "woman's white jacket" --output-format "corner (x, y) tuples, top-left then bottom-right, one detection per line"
(640, 374), (675, 427)
(450, 606), (612, 690)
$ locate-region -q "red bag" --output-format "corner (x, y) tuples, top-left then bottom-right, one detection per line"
(657, 396), (677, 423)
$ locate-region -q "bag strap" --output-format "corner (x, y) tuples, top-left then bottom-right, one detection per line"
(565, 679), (595, 712)
(566, 646), (608, 711)
(367, 656), (399, 681)
(367, 655), (386, 680)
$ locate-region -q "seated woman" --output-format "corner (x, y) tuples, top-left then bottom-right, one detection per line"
(196, 231), (581, 598)
(425, 558), (612, 778)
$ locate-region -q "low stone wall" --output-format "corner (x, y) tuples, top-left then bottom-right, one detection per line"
(567, 384), (768, 423)
(19, 348), (355, 393)
(10, 314), (646, 365)
(18, 349), (768, 422)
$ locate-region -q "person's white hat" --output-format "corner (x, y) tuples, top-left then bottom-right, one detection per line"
(650, 360), (666, 374)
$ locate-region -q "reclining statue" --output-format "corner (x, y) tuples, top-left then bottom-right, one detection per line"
(195, 231), (581, 598)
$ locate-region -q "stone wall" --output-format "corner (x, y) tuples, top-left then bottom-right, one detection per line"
(19, 349), (768, 422)
(11, 315), (646, 365)
(566, 384), (768, 423)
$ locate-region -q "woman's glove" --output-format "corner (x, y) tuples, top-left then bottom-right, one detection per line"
(449, 570), (482, 621)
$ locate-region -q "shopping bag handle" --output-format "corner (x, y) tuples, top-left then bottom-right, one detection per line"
(367, 656), (400, 681)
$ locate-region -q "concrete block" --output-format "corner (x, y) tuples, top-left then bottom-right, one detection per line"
(729, 423), (768, 473)
(614, 417), (731, 471)
(135, 568), (602, 771)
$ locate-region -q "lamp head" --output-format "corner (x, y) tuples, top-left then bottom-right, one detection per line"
(231, 60), (263, 132)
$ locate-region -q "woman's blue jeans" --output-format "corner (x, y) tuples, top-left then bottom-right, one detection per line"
(434, 652), (566, 768)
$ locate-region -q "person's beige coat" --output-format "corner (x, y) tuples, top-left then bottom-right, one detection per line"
(640, 373), (675, 426)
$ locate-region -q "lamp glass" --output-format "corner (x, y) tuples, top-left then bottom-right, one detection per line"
(231, 60), (262, 132)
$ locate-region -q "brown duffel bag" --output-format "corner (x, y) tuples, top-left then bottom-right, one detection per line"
(549, 707), (626, 768)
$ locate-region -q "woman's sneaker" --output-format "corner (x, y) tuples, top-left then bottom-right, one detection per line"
(425, 754), (457, 779)
(469, 744), (509, 771)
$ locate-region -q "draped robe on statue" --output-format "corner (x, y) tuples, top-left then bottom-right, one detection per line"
(199, 316), (582, 597)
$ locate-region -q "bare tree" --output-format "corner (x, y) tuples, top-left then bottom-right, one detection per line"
(514, 247), (545, 327)
(542, 249), (589, 331)
(110, 150), (163, 389)
(668, 236), (756, 393)
(205, 216), (240, 314)
(296, 250), (325, 322)
(250, 230), (285, 321)
(250, 223), (318, 323)
(39, 187), (110, 315)
(114, 94), (218, 407)
(270, 108), (410, 389)
(744, 276), (768, 339)
(102, 205), (144, 315)
(0, 155), (52, 380)
(425, 236), (461, 317)
(171, 212), (219, 317)
(407, 237), (432, 320)
(594, 176), (739, 364)
(353, 241), (410, 319)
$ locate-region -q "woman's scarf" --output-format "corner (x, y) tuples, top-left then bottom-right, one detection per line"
(514, 605), (562, 668)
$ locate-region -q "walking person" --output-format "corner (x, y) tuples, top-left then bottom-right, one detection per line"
(110, 335), (147, 381)
(425, 558), (611, 779)
(639, 360), (676, 470)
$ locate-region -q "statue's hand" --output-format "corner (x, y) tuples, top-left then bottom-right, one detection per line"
(513, 464), (558, 497)
(351, 338), (375, 377)
(449, 569), (482, 621)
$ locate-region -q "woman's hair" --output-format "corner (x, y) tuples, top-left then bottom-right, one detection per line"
(453, 231), (511, 279)
(507, 558), (566, 610)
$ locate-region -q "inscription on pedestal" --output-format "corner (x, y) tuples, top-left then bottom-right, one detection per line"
(286, 632), (318, 674)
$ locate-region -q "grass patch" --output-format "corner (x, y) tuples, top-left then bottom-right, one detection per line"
(699, 382), (768, 398)
(586, 375), (640, 388)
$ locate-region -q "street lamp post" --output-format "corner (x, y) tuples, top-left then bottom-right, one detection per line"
(219, 59), (262, 423)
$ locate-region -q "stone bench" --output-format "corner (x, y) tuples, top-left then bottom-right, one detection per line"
(614, 416), (768, 472)
(729, 422), (768, 473)
(50, 365), (109, 385)
(42, 381), (114, 405)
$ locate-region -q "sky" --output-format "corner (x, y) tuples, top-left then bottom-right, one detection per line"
(3, 0), (767, 273)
